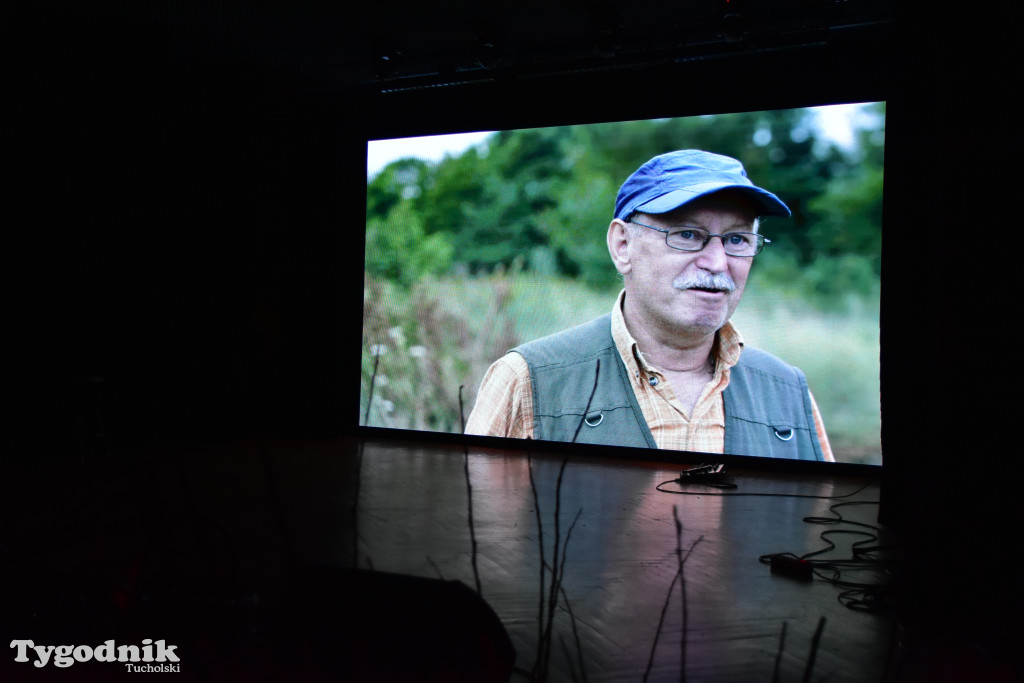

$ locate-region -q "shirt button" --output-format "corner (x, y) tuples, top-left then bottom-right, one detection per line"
(648, 376), (659, 387)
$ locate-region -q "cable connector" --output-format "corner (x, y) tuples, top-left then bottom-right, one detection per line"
(675, 463), (737, 489)
(768, 555), (813, 581)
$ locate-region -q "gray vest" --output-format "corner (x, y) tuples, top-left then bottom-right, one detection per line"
(512, 314), (825, 461)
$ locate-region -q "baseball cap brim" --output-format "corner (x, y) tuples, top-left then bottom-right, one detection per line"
(635, 182), (792, 218)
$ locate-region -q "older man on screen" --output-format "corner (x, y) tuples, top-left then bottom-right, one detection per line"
(466, 150), (834, 461)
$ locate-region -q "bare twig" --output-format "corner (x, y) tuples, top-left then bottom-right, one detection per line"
(560, 635), (580, 683)
(643, 533), (705, 683)
(363, 351), (381, 427)
(558, 584), (588, 683)
(527, 454), (587, 683)
(551, 505), (584, 679)
(540, 458), (571, 677)
(773, 621), (788, 683)
(673, 507), (686, 683)
(801, 617), (826, 683)
(527, 447), (547, 675)
(680, 535), (704, 571)
(459, 385), (482, 596)
(643, 571), (678, 683)
(557, 509), (583, 588)
(426, 556), (445, 580)
(353, 349), (381, 569)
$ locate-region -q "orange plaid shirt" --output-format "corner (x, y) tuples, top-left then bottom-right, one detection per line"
(466, 290), (834, 461)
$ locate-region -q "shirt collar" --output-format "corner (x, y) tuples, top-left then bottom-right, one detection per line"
(610, 289), (745, 381)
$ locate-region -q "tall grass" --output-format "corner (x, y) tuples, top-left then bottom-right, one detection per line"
(733, 287), (881, 464)
(361, 270), (881, 464)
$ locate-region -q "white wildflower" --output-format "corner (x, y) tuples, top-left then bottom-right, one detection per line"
(388, 326), (406, 346)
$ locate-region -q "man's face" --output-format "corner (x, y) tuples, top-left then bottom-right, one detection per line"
(615, 192), (758, 344)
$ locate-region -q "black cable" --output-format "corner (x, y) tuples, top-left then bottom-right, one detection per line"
(803, 500), (881, 530)
(656, 478), (876, 500)
(756, 496), (910, 613)
(660, 472), (890, 595)
(657, 468), (906, 613)
(800, 529), (878, 561)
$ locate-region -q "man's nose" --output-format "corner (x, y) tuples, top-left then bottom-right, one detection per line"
(694, 235), (730, 271)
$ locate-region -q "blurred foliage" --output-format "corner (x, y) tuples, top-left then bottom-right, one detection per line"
(362, 269), (520, 434)
(362, 271), (882, 464)
(365, 103), (885, 306)
(365, 159), (455, 287)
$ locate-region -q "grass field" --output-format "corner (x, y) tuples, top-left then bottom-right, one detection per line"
(362, 270), (881, 464)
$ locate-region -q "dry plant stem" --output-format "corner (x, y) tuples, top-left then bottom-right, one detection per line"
(353, 351), (380, 568)
(459, 385), (482, 596)
(540, 458), (571, 677)
(801, 617), (827, 683)
(642, 571), (679, 683)
(426, 556), (445, 580)
(642, 534), (705, 683)
(560, 634), (580, 683)
(527, 446), (547, 674)
(773, 621), (788, 683)
(673, 507), (686, 683)
(530, 456), (584, 682)
(364, 352), (380, 427)
(550, 506), (584, 676)
(558, 584), (588, 683)
(557, 509), (583, 583)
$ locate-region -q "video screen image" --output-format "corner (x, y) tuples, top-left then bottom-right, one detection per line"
(362, 103), (884, 465)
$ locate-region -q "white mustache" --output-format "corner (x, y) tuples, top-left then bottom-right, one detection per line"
(672, 272), (736, 292)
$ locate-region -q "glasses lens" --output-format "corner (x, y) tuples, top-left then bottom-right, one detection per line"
(722, 233), (761, 256)
(666, 228), (709, 251)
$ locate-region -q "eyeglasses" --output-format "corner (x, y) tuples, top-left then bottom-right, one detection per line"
(630, 220), (769, 257)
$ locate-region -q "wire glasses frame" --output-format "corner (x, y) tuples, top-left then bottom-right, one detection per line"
(629, 219), (770, 257)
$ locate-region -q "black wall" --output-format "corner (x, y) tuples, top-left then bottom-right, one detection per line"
(10, 7), (1014, 459)
(10, 8), (365, 448)
(5, 1), (1019, 640)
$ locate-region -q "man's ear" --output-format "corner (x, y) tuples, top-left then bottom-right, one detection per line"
(607, 219), (633, 276)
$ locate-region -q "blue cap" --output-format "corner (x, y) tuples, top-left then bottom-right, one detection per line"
(614, 150), (791, 220)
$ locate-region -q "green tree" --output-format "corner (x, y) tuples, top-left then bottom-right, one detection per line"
(411, 127), (575, 274)
(365, 104), (884, 300)
(366, 159), (454, 287)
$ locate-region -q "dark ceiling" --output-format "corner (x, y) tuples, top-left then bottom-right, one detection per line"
(8, 0), (896, 95)
(7, 0), (976, 450)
